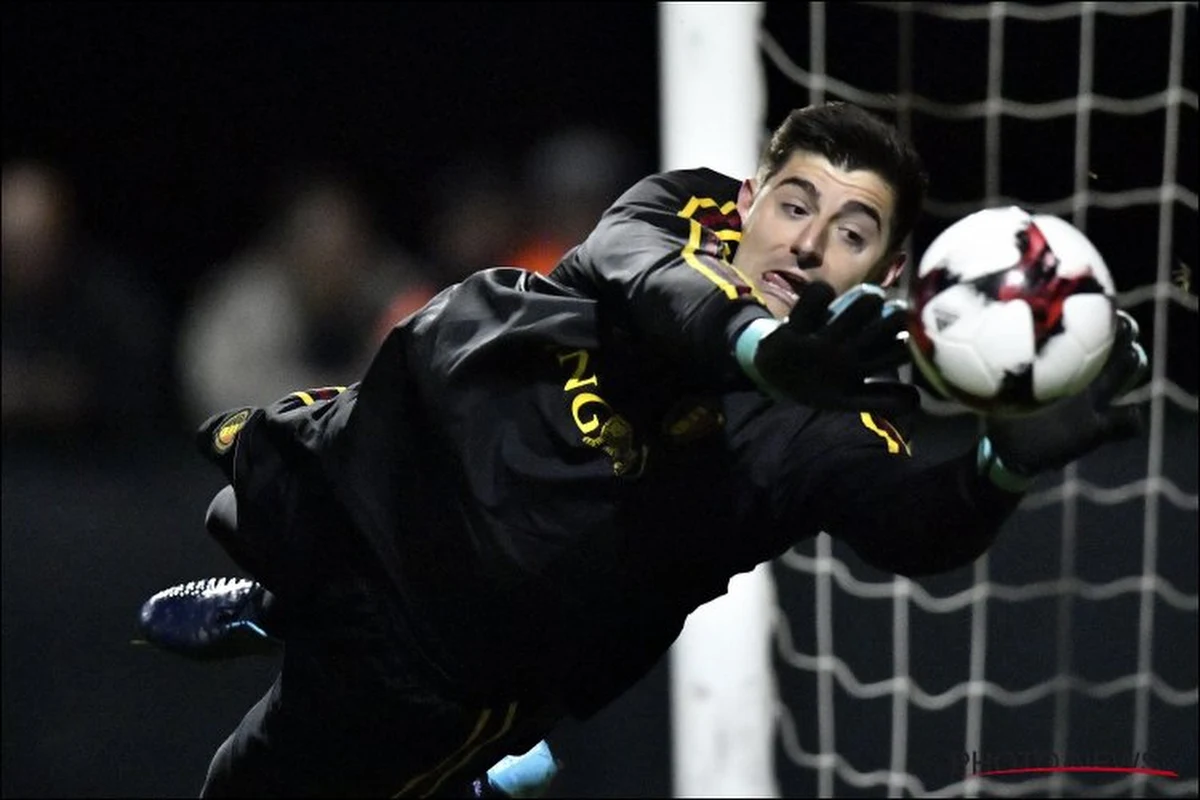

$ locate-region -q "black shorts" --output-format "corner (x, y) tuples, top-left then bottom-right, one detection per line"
(194, 410), (561, 797)
(199, 523), (557, 798)
(196, 405), (323, 605)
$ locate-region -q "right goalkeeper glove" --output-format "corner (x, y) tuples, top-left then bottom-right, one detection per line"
(735, 281), (918, 415)
(980, 309), (1148, 489)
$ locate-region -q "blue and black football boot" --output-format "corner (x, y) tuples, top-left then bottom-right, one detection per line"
(135, 577), (281, 660)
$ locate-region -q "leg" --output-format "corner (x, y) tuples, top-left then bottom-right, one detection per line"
(195, 573), (554, 798)
(204, 485), (287, 614)
(203, 484), (288, 638)
(135, 486), (285, 659)
(200, 675), (290, 797)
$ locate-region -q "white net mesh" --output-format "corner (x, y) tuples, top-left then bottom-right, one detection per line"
(761, 2), (1198, 797)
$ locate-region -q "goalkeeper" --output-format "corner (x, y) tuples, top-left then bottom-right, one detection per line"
(136, 102), (1147, 797)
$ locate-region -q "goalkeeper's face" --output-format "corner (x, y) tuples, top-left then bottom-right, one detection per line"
(733, 152), (907, 319)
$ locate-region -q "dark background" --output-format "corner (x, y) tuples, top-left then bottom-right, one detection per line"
(2, 1), (663, 317)
(3, 2), (1196, 798)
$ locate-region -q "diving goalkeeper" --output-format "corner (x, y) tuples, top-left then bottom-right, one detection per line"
(136, 102), (1147, 797)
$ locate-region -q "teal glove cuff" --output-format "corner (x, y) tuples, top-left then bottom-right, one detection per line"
(977, 436), (1036, 494)
(487, 740), (559, 798)
(734, 317), (784, 399)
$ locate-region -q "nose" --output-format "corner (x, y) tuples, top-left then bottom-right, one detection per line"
(792, 220), (827, 269)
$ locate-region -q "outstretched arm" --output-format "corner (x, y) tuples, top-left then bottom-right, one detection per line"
(780, 409), (1020, 578)
(798, 313), (1148, 578)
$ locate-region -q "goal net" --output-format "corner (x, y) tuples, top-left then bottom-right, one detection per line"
(757, 2), (1198, 797)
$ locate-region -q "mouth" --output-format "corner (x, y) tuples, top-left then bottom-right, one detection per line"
(761, 270), (810, 307)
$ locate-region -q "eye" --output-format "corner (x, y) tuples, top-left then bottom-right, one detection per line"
(840, 227), (866, 249)
(782, 202), (810, 218)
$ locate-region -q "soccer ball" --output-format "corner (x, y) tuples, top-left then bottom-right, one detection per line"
(907, 206), (1118, 416)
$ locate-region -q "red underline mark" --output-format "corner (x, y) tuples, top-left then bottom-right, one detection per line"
(975, 767), (1179, 778)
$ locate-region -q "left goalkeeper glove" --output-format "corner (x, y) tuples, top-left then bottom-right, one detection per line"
(979, 310), (1149, 489)
(736, 282), (917, 415)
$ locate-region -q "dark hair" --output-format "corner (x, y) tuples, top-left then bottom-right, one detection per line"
(758, 102), (929, 254)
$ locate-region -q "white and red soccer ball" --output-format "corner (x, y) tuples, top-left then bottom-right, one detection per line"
(907, 206), (1118, 416)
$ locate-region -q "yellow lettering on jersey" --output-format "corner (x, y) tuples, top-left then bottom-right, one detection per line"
(859, 412), (911, 456)
(571, 393), (611, 435)
(556, 347), (643, 476)
(557, 349), (600, 391)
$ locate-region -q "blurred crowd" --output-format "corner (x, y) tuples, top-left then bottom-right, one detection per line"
(2, 126), (643, 452)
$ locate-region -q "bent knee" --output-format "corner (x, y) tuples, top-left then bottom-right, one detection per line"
(205, 485), (238, 539)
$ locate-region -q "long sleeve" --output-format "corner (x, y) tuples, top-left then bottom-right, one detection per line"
(824, 448), (1023, 577)
(550, 168), (774, 385)
(775, 408), (1024, 578)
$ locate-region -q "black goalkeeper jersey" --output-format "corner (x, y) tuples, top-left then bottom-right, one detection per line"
(243, 168), (1023, 719)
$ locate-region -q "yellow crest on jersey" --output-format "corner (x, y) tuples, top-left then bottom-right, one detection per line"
(213, 409), (251, 455)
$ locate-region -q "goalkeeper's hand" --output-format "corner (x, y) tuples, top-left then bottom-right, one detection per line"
(980, 310), (1149, 490)
(735, 281), (918, 415)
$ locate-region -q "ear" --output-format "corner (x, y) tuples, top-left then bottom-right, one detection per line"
(879, 252), (907, 288)
(736, 178), (758, 219)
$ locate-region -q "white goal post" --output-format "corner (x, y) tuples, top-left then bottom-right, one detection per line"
(660, 3), (779, 798)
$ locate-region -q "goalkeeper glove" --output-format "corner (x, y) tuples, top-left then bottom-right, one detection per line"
(979, 310), (1149, 491)
(735, 281), (918, 415)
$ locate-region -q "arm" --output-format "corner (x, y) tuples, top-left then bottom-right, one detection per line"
(551, 169), (773, 385)
(552, 169), (916, 414)
(829, 448), (1025, 578)
(794, 310), (1147, 578)
(794, 412), (1024, 578)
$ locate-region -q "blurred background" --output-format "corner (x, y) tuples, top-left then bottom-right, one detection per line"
(2, 2), (666, 797)
(3, 2), (1196, 798)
